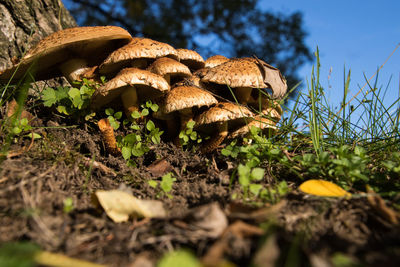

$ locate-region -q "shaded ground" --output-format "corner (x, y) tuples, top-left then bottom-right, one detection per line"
(0, 101), (399, 266)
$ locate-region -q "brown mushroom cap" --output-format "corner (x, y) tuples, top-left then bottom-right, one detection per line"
(146, 57), (191, 84)
(99, 37), (178, 75)
(176, 49), (205, 70)
(195, 102), (253, 153)
(160, 85), (217, 114)
(201, 58), (264, 88)
(201, 57), (287, 100)
(0, 26), (132, 82)
(195, 102), (253, 128)
(204, 55), (229, 68)
(91, 67), (170, 110)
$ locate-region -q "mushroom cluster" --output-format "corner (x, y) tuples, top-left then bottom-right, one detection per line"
(0, 26), (287, 153)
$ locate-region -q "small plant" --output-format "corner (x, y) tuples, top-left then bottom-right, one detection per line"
(118, 101), (163, 166)
(40, 78), (101, 118)
(63, 197), (75, 214)
(178, 120), (202, 147)
(148, 172), (176, 198)
(260, 180), (290, 203)
(105, 108), (122, 130)
(237, 163), (265, 199)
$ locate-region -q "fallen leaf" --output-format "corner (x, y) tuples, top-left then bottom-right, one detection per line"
(147, 157), (173, 177)
(185, 203), (228, 238)
(299, 179), (351, 197)
(93, 190), (166, 222)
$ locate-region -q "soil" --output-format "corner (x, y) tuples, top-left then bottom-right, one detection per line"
(0, 99), (399, 267)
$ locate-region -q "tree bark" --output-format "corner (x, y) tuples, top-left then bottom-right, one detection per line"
(0, 0), (77, 72)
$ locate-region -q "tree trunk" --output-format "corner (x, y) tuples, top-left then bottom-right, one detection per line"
(0, 0), (77, 72)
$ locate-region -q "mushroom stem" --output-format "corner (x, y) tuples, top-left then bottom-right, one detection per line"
(200, 121), (228, 153)
(235, 87), (252, 104)
(59, 58), (92, 86)
(179, 108), (194, 131)
(98, 118), (121, 156)
(121, 87), (139, 118)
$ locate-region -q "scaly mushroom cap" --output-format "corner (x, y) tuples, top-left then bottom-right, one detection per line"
(176, 49), (205, 70)
(91, 67), (170, 110)
(147, 57), (191, 83)
(201, 58), (264, 88)
(229, 116), (277, 139)
(195, 102), (253, 126)
(160, 85), (217, 114)
(204, 55), (229, 68)
(201, 57), (287, 99)
(99, 37), (178, 75)
(0, 26), (132, 82)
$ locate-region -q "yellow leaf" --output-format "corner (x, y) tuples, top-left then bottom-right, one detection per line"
(299, 179), (351, 197)
(93, 190), (166, 222)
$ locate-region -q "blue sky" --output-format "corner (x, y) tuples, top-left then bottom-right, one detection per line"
(259, 0), (400, 109)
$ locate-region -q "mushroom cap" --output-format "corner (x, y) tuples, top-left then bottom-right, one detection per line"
(229, 116), (277, 139)
(147, 57), (191, 79)
(91, 67), (170, 109)
(99, 37), (178, 74)
(201, 58), (264, 89)
(160, 85), (217, 114)
(195, 102), (253, 126)
(204, 55), (229, 68)
(176, 49), (205, 70)
(201, 57), (287, 99)
(0, 26), (132, 82)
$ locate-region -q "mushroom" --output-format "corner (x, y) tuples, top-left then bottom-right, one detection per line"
(201, 57), (287, 104)
(229, 115), (278, 141)
(204, 55), (229, 68)
(176, 49), (205, 71)
(146, 57), (192, 85)
(98, 118), (121, 156)
(98, 37), (178, 75)
(91, 67), (170, 117)
(154, 85), (218, 139)
(0, 26), (132, 84)
(195, 102), (253, 153)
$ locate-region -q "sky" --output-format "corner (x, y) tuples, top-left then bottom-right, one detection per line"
(258, 0), (400, 109)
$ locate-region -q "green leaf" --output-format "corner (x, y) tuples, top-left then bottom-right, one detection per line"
(131, 111), (141, 119)
(148, 180), (158, 188)
(160, 173), (175, 193)
(141, 108), (149, 117)
(41, 87), (57, 107)
(68, 88), (81, 99)
(146, 120), (155, 131)
(251, 167), (264, 181)
(249, 184), (263, 196)
(121, 146), (131, 160)
(114, 111), (123, 120)
(105, 108), (114, 116)
(56, 105), (69, 115)
(186, 120), (196, 129)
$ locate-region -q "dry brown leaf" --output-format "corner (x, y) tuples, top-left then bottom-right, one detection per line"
(299, 179), (351, 197)
(147, 157), (173, 177)
(93, 190), (166, 222)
